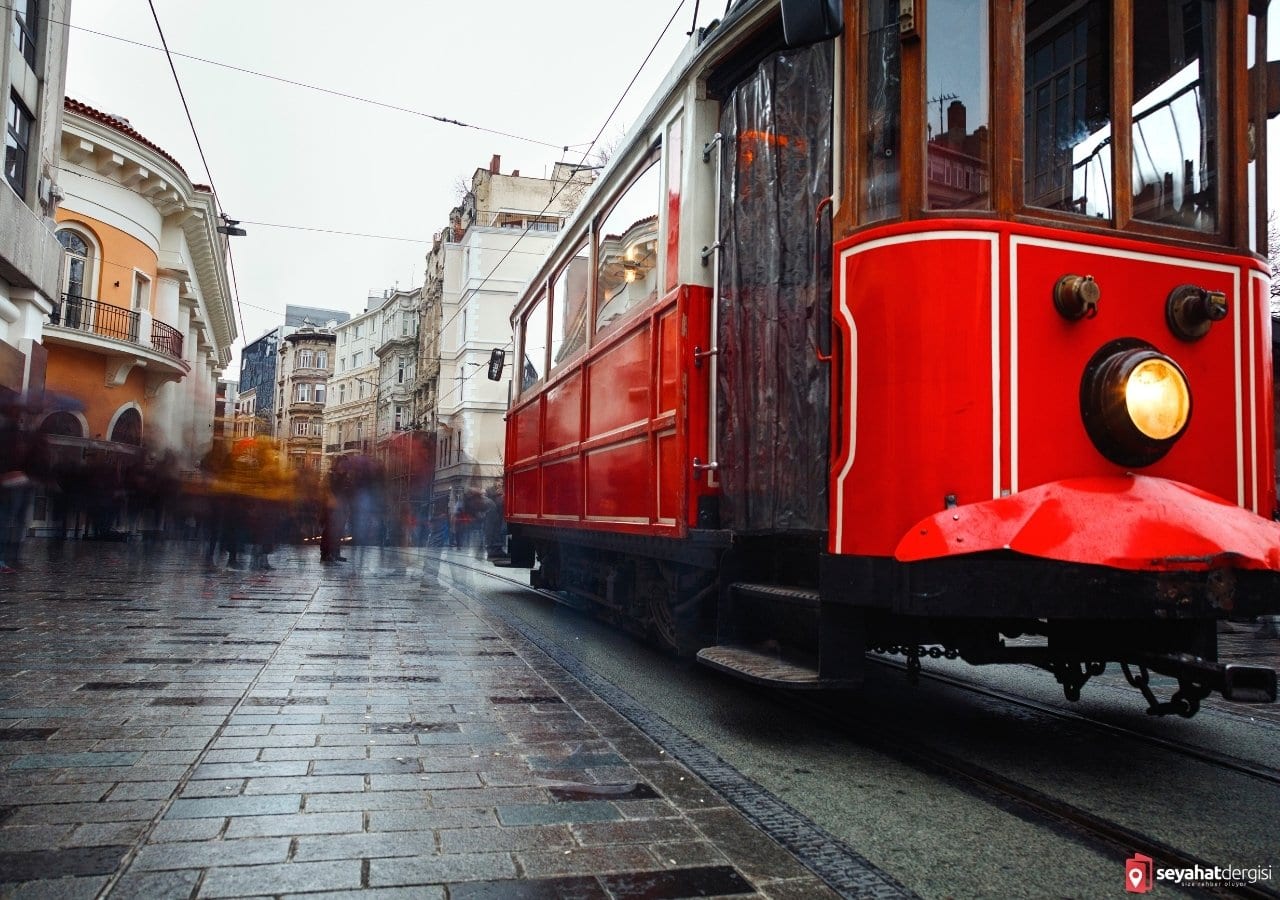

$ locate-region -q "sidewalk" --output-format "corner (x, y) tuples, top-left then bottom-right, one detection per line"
(0, 541), (847, 899)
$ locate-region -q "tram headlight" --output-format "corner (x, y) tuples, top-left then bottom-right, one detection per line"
(1080, 339), (1191, 467)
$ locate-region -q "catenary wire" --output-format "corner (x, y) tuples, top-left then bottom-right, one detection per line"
(431, 0), (689, 409)
(6, 3), (572, 152)
(144, 0), (247, 348)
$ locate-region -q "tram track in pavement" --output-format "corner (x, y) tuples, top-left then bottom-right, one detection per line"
(786, 688), (1280, 900)
(867, 656), (1280, 788)
(439, 553), (1279, 898)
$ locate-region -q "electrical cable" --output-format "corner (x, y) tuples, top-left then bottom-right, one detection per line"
(144, 0), (247, 350)
(4, 3), (572, 151)
(432, 0), (689, 410)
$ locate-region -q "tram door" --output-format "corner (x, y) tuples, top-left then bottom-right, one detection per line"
(715, 41), (833, 535)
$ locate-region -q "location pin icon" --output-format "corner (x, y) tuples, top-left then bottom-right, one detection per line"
(1129, 867), (1143, 888)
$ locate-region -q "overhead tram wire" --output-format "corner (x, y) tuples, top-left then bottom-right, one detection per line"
(12, 4), (568, 152)
(432, 0), (689, 409)
(143, 0), (247, 348)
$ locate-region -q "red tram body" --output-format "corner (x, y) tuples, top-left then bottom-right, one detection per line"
(504, 0), (1280, 715)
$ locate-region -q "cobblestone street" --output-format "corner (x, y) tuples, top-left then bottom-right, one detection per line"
(0, 542), (839, 899)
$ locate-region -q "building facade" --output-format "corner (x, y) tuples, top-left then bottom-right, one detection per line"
(1, 0), (72, 407)
(237, 305), (348, 441)
(324, 293), (383, 465)
(421, 156), (593, 519)
(276, 326), (335, 470)
(46, 98), (235, 472)
(374, 287), (421, 444)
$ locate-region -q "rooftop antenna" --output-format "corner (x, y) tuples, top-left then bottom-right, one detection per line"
(928, 92), (959, 136)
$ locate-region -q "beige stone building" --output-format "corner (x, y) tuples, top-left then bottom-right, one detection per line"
(276, 326), (335, 470)
(416, 155), (594, 521)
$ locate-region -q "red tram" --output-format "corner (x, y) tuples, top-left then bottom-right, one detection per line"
(503, 0), (1280, 716)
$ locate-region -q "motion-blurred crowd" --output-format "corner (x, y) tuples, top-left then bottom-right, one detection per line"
(0, 401), (505, 573)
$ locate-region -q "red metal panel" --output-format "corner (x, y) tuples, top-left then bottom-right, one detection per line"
(545, 371), (582, 452)
(897, 474), (1280, 571)
(587, 324), (651, 436)
(541, 456), (582, 519)
(657, 429), (681, 522)
(1012, 237), (1239, 505)
(657, 307), (680, 414)
(585, 436), (652, 521)
(831, 230), (997, 557)
(684, 285), (715, 525)
(511, 400), (541, 465)
(510, 464), (540, 519)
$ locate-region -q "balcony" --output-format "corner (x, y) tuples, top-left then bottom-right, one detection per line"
(46, 293), (191, 388)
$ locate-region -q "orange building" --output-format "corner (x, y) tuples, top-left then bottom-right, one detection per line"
(38, 99), (235, 482)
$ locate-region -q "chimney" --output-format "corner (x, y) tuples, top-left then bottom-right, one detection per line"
(489, 154), (501, 174)
(947, 100), (967, 139)
(511, 170), (519, 177)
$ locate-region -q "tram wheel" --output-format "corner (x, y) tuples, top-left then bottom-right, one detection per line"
(642, 560), (715, 656)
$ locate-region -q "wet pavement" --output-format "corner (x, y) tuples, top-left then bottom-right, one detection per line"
(0, 541), (856, 899)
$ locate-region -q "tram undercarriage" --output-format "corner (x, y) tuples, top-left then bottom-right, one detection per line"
(511, 526), (1277, 718)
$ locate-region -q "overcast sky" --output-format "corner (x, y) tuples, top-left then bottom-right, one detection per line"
(64, 3), (1280, 377)
(63, 0), (707, 372)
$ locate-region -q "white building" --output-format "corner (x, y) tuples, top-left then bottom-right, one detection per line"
(423, 156), (593, 517)
(324, 293), (384, 463)
(1, 0), (72, 405)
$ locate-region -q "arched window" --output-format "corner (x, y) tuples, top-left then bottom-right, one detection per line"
(110, 408), (142, 446)
(56, 227), (99, 331)
(56, 227), (98, 300)
(40, 412), (83, 437)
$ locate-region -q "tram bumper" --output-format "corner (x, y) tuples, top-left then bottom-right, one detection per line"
(895, 474), (1280, 573)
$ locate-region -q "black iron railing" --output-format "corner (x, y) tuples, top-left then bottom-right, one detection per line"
(50, 294), (139, 343)
(151, 319), (184, 360)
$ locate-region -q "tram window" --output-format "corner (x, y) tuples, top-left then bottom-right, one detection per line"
(595, 157), (661, 337)
(926, 0), (991, 211)
(1024, 0), (1112, 219)
(863, 0), (901, 221)
(1131, 1), (1217, 232)
(521, 291), (549, 393)
(550, 243), (590, 371)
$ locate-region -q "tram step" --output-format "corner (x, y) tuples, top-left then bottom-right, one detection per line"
(695, 644), (858, 689)
(730, 582), (821, 608)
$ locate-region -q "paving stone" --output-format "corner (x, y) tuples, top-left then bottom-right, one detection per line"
(110, 869), (203, 899)
(292, 830), (436, 862)
(516, 845), (659, 879)
(2, 874), (111, 899)
(438, 825), (573, 854)
(193, 760), (309, 779)
(8, 751), (141, 769)
(241, 775), (366, 795)
(149, 819), (228, 842)
(131, 837), (290, 870)
(68, 821), (149, 846)
(198, 859), (362, 898)
(166, 794), (301, 819)
(496, 801), (622, 827)
(223, 812), (363, 839)
(0, 845), (128, 882)
(366, 807), (496, 833)
(447, 876), (609, 900)
(367, 852), (518, 888)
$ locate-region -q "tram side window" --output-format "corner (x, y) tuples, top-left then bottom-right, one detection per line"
(863, 0), (901, 222)
(1131, 0), (1217, 232)
(521, 291), (549, 394)
(1024, 0), (1112, 219)
(595, 157), (661, 338)
(926, 0), (991, 210)
(550, 243), (590, 372)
